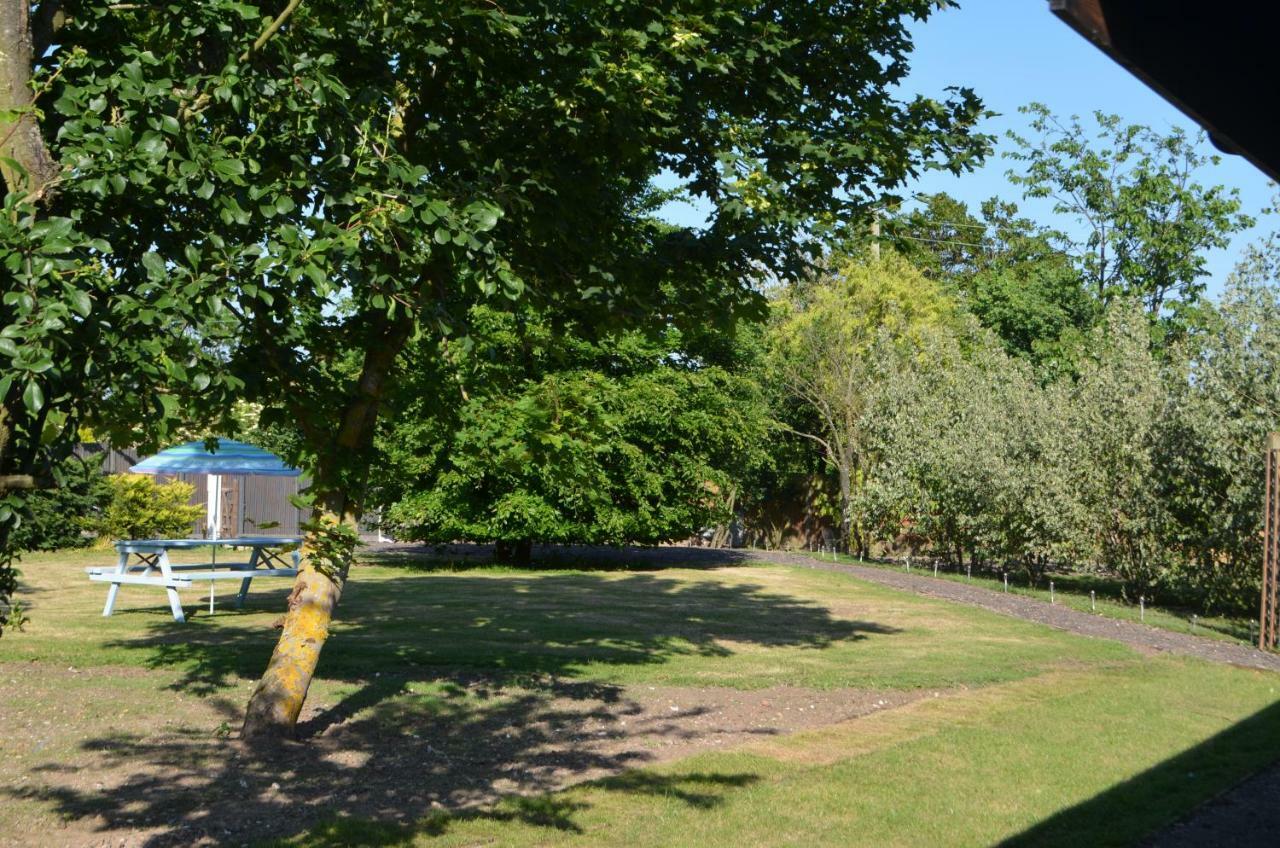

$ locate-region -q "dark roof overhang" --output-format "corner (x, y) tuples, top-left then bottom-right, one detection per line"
(1050, 1), (1279, 182)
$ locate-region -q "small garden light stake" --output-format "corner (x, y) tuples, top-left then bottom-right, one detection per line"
(1091, 590), (1096, 612)
(1140, 596), (1145, 623)
(1050, 581), (1054, 605)
(1003, 573), (1008, 593)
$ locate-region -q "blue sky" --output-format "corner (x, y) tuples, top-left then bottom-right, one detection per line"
(661, 1), (1274, 296)
(897, 0), (1273, 295)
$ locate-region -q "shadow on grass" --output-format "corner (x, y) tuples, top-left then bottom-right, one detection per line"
(297, 771), (761, 846)
(361, 541), (759, 573)
(1001, 699), (1280, 847)
(104, 568), (886, 697)
(8, 567), (880, 845)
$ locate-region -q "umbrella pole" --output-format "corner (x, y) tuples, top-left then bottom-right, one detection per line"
(207, 473), (221, 615)
(207, 473), (221, 562)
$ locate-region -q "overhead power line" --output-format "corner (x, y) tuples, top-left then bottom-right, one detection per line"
(891, 233), (989, 250)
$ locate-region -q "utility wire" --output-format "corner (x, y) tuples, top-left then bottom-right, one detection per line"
(890, 233), (989, 250)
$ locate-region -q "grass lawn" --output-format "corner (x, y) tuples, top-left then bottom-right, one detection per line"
(3, 545), (1279, 846)
(828, 552), (1257, 645)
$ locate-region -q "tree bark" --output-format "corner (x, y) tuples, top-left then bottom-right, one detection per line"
(837, 462), (852, 552)
(0, 1), (59, 201)
(241, 312), (413, 740)
(239, 520), (348, 735)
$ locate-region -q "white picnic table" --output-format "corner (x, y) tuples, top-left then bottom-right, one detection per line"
(86, 536), (302, 622)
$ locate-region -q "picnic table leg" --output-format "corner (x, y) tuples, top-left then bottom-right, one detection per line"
(102, 550), (128, 617)
(236, 546), (261, 609)
(158, 550), (186, 623)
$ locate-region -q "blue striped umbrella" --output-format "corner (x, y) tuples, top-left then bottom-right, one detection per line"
(131, 438), (301, 477)
(132, 439), (300, 541)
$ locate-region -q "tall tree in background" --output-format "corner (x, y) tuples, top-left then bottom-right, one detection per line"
(1006, 103), (1253, 330)
(2, 0), (990, 737)
(768, 252), (957, 554)
(1159, 234), (1280, 612)
(887, 192), (1094, 372)
(1070, 305), (1172, 599)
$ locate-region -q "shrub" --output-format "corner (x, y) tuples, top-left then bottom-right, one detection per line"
(11, 457), (111, 552)
(86, 475), (203, 542)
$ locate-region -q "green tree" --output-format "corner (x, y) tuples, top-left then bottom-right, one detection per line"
(85, 473), (203, 542)
(0, 1), (258, 631)
(1070, 304), (1172, 600)
(378, 306), (770, 561)
(887, 193), (1095, 373)
(1006, 104), (1253, 328)
(767, 252), (958, 553)
(1158, 236), (1280, 613)
(854, 320), (1084, 581)
(8, 453), (107, 551)
(2, 1), (990, 737)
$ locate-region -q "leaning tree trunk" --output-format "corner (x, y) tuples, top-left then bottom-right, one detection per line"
(241, 314), (411, 740)
(239, 498), (357, 736)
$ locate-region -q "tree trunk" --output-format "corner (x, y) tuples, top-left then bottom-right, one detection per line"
(241, 312), (412, 741)
(708, 485), (738, 549)
(239, 512), (349, 734)
(495, 538), (533, 566)
(0, 1), (59, 201)
(837, 462), (852, 552)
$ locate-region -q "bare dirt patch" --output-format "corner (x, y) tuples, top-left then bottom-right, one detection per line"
(1, 661), (922, 847)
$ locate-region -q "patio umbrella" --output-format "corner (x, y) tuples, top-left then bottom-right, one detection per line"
(131, 438), (301, 541)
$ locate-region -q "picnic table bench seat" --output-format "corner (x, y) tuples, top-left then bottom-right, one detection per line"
(89, 537), (301, 622)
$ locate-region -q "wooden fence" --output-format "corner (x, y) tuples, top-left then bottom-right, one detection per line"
(1263, 433), (1280, 650)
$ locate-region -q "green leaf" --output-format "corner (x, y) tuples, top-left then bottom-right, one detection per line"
(0, 338), (16, 357)
(212, 158), (246, 180)
(141, 252), (166, 279)
(472, 206), (500, 232)
(68, 290), (92, 317)
(22, 380), (43, 414)
(158, 394), (179, 420)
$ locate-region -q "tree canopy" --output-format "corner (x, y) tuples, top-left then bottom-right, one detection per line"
(1006, 103), (1253, 328)
(767, 250), (959, 553)
(378, 305), (770, 561)
(1, 0), (991, 735)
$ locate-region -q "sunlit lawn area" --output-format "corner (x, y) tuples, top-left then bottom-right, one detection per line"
(3, 546), (1279, 846)
(833, 552), (1257, 645)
